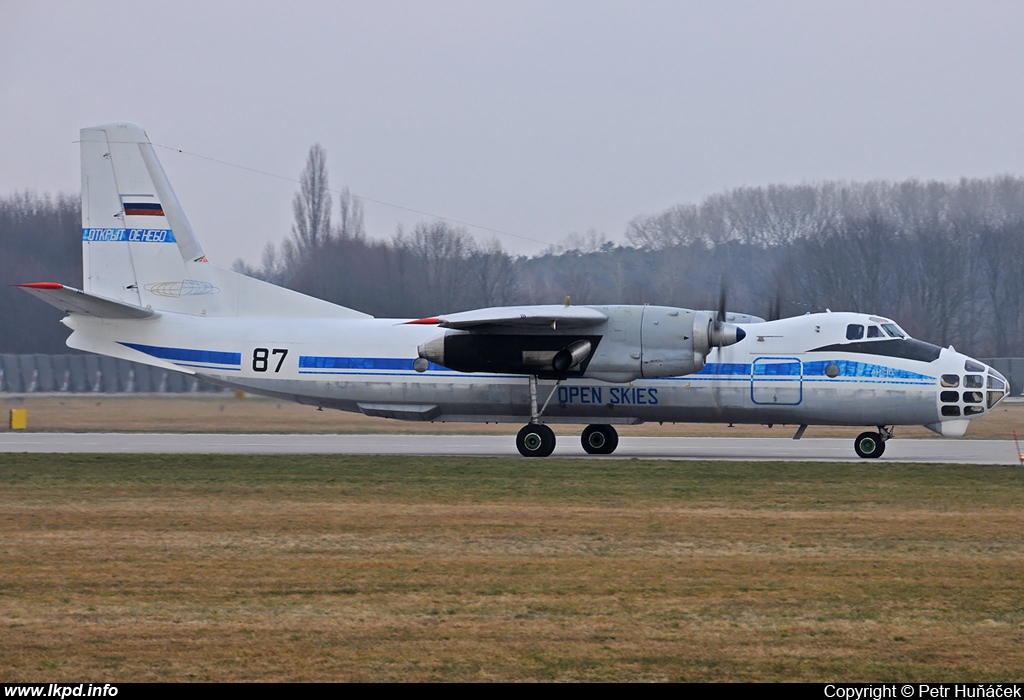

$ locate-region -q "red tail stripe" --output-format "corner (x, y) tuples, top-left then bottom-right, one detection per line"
(17, 282), (64, 290)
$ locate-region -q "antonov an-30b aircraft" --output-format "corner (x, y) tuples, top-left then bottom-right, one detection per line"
(18, 123), (1012, 457)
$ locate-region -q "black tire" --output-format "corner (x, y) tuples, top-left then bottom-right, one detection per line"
(581, 424), (619, 455)
(854, 431), (885, 459)
(517, 423), (556, 457)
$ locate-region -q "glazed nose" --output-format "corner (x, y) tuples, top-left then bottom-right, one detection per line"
(986, 367), (1009, 410)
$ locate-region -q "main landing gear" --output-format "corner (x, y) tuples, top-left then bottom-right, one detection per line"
(854, 426), (893, 459)
(581, 424), (618, 455)
(517, 423), (556, 457)
(516, 422), (621, 457)
(515, 375), (620, 457)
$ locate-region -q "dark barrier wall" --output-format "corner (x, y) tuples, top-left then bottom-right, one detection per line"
(0, 354), (225, 393)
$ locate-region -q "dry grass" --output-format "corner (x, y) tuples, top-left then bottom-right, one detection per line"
(2, 394), (1023, 440)
(2, 455), (1024, 681)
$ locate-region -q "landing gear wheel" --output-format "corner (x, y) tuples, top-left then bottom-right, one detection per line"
(854, 431), (886, 459)
(581, 424), (619, 455)
(517, 423), (556, 457)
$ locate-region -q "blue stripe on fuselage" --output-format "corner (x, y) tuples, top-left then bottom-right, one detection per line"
(679, 360), (933, 382)
(297, 357), (932, 381)
(120, 342), (241, 367)
(298, 356), (452, 372)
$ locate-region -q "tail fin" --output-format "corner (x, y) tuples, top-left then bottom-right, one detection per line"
(81, 123), (203, 304)
(79, 122), (369, 319)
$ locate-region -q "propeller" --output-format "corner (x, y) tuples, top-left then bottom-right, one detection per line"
(716, 283), (728, 327)
(709, 280), (745, 348)
(765, 275), (788, 321)
(768, 290), (783, 322)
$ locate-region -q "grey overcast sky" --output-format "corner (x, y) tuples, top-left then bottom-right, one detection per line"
(3, 0), (1024, 265)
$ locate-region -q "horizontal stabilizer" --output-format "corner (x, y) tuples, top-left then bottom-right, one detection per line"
(16, 283), (158, 320)
(431, 305), (608, 330)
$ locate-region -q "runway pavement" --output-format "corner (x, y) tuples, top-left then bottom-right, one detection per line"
(0, 433), (1021, 463)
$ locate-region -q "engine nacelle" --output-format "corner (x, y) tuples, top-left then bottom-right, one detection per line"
(417, 305), (747, 382)
(640, 308), (708, 378)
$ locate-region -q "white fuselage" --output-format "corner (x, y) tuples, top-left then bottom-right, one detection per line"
(64, 308), (1005, 436)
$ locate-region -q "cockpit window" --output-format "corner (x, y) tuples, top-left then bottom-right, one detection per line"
(867, 326), (883, 338)
(964, 375), (984, 389)
(846, 324), (864, 340)
(964, 360), (985, 372)
(881, 323), (905, 338)
(987, 370), (1009, 409)
(941, 374), (959, 387)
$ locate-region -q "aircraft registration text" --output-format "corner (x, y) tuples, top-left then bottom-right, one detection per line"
(82, 228), (177, 243)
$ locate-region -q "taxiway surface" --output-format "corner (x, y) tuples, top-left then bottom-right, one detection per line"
(0, 433), (1020, 463)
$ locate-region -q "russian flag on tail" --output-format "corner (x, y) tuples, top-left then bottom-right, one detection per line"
(123, 201), (165, 216)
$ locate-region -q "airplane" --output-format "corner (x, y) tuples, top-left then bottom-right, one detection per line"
(16, 122), (1012, 458)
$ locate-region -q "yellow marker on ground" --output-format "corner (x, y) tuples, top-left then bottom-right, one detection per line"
(10, 409), (27, 430)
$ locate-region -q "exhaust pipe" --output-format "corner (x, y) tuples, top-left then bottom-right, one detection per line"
(552, 340), (592, 372)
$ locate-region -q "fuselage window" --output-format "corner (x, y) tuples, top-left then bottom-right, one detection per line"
(867, 326), (883, 338)
(964, 405), (984, 415)
(846, 324), (864, 340)
(940, 374), (959, 388)
(941, 405), (961, 417)
(940, 391), (959, 403)
(963, 391), (983, 404)
(964, 375), (984, 389)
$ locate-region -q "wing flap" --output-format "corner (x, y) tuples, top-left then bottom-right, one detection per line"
(436, 305), (607, 330)
(17, 283), (159, 320)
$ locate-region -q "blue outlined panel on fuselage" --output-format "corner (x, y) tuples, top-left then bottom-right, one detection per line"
(750, 357), (802, 405)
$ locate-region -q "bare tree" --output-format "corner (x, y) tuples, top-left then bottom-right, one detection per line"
(473, 238), (517, 307)
(291, 144), (332, 258)
(337, 186), (365, 241)
(399, 221), (477, 313)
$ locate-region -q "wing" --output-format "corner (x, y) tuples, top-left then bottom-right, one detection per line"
(414, 303), (749, 381)
(16, 283), (159, 320)
(409, 305), (608, 331)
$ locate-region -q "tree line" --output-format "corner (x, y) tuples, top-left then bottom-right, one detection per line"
(0, 191), (82, 354)
(3, 146), (1023, 358)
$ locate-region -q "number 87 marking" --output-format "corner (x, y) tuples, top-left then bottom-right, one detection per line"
(253, 348), (288, 372)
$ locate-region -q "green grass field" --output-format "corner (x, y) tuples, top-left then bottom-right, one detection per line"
(3, 454), (1024, 681)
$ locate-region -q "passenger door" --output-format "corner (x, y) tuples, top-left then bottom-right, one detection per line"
(751, 357), (803, 405)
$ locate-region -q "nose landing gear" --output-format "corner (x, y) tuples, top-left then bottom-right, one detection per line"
(854, 426), (893, 459)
